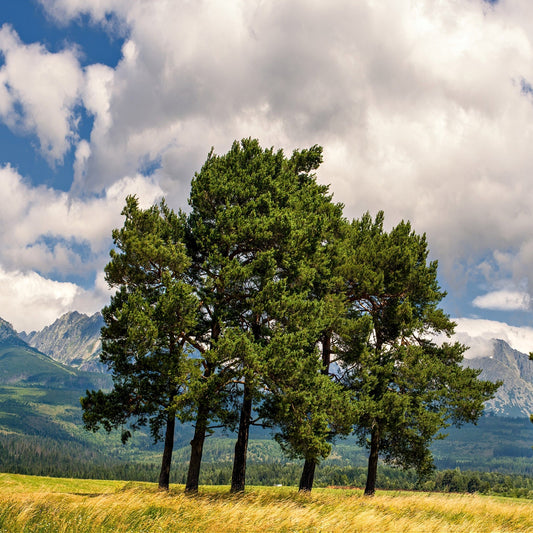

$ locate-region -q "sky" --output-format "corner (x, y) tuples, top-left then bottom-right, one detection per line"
(1, 0), (533, 353)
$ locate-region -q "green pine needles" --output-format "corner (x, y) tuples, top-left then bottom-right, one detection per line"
(81, 138), (499, 495)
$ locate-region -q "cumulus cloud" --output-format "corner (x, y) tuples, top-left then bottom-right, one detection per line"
(8, 0), (533, 329)
(73, 139), (91, 188)
(0, 162), (163, 331)
(38, 0), (126, 27)
(453, 317), (533, 357)
(35, 2), (533, 257)
(0, 265), (117, 332)
(473, 290), (531, 311)
(0, 24), (83, 164)
(0, 267), (81, 332)
(0, 164), (163, 276)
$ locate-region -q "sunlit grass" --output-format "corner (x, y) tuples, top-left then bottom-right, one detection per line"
(0, 473), (531, 532)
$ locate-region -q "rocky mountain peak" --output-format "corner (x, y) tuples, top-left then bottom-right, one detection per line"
(464, 338), (533, 418)
(23, 311), (105, 373)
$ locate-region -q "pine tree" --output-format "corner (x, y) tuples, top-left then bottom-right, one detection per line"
(185, 138), (348, 493)
(267, 218), (359, 492)
(338, 212), (500, 495)
(81, 196), (198, 490)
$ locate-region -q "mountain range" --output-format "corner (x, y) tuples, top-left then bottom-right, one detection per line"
(464, 339), (533, 418)
(9, 310), (533, 417)
(19, 311), (104, 373)
(0, 311), (532, 480)
(0, 316), (108, 389)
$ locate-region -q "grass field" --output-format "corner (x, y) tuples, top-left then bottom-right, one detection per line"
(0, 473), (532, 532)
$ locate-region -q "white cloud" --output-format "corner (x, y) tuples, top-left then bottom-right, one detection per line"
(0, 165), (163, 276)
(0, 267), (81, 332)
(0, 261), (117, 333)
(0, 24), (83, 164)
(0, 161), (163, 331)
(35, 3), (533, 227)
(453, 318), (533, 357)
(0, 265), (116, 333)
(38, 0), (126, 27)
(73, 139), (91, 188)
(473, 290), (531, 312)
(70, 269), (115, 319)
(10, 0), (533, 324)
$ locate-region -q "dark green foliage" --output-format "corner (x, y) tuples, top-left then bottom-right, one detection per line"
(81, 196), (198, 489)
(431, 415), (533, 473)
(0, 433), (159, 480)
(3, 430), (533, 498)
(424, 469), (533, 498)
(338, 213), (500, 494)
(186, 139), (350, 492)
(82, 197), (197, 442)
(68, 138), (503, 496)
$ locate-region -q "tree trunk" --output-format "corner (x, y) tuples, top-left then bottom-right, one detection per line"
(364, 426), (380, 496)
(299, 459), (317, 492)
(298, 333), (331, 493)
(230, 381), (253, 493)
(158, 409), (176, 491)
(321, 333), (331, 369)
(185, 398), (209, 493)
(185, 356), (215, 493)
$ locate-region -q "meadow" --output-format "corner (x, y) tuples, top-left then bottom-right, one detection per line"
(0, 473), (531, 532)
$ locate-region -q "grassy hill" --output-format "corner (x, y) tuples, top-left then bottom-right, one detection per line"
(0, 343), (112, 443)
(0, 345), (110, 389)
(0, 342), (150, 479)
(432, 415), (533, 474)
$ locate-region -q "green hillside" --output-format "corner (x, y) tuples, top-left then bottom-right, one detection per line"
(0, 346), (109, 389)
(0, 340), (141, 478)
(0, 339), (111, 442)
(0, 334), (531, 492)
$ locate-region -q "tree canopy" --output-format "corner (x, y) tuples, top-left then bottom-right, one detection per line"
(81, 197), (198, 490)
(82, 138), (499, 495)
(185, 138), (350, 492)
(337, 213), (500, 495)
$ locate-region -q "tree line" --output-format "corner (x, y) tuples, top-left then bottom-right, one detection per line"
(4, 432), (533, 499)
(81, 139), (498, 495)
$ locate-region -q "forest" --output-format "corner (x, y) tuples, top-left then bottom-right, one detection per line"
(80, 138), (500, 496)
(2, 431), (533, 499)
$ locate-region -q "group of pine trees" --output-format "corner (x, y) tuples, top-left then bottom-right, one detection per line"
(81, 139), (498, 495)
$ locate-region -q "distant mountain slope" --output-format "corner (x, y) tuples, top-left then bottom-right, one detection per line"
(21, 311), (105, 373)
(0, 343), (110, 390)
(0, 330), (120, 475)
(463, 339), (533, 418)
(0, 323), (111, 443)
(0, 318), (28, 348)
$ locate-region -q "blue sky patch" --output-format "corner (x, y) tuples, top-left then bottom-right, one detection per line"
(0, 1), (124, 67)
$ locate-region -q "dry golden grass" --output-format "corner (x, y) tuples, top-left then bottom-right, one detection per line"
(0, 473), (531, 532)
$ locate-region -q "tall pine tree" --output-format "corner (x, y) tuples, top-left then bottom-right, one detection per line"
(185, 138), (348, 493)
(81, 197), (198, 491)
(338, 213), (499, 495)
